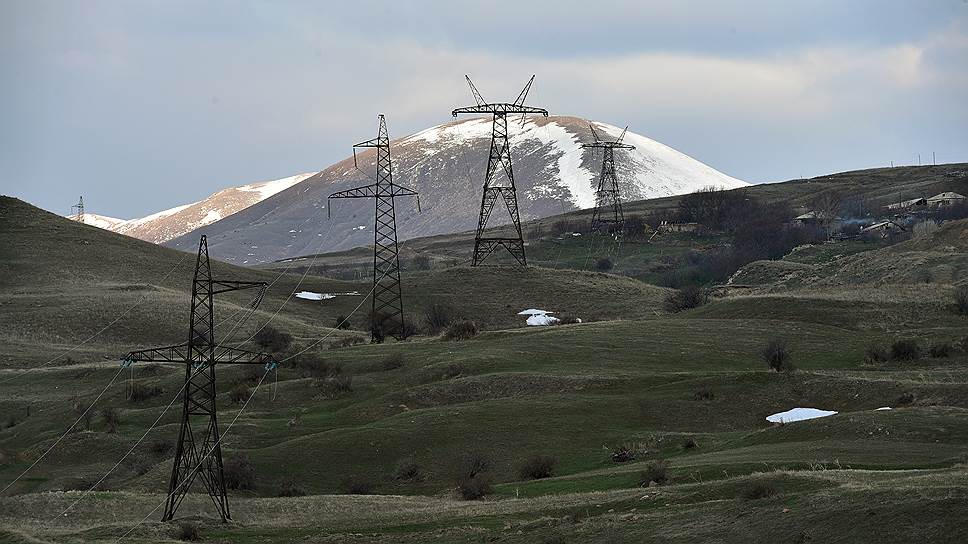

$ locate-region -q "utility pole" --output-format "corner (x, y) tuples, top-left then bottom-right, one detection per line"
(120, 235), (276, 523)
(583, 124), (635, 234)
(452, 75), (549, 266)
(328, 115), (418, 342)
(70, 196), (84, 221)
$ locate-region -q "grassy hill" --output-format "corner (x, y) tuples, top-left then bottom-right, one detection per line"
(1, 173), (968, 544)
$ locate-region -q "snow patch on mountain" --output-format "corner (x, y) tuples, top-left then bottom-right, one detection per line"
(72, 213), (128, 230)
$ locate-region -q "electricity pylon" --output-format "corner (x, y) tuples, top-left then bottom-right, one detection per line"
(328, 115), (418, 342)
(121, 235), (276, 523)
(583, 124), (635, 234)
(70, 196), (84, 221)
(452, 75), (548, 266)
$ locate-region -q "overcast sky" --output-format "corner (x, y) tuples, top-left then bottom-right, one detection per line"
(2, 1), (967, 219)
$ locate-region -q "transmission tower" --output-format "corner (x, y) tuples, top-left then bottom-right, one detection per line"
(583, 124), (635, 234)
(120, 235), (276, 522)
(70, 196), (84, 221)
(452, 75), (548, 266)
(328, 115), (418, 342)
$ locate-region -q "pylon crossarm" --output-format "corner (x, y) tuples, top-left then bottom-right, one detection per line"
(452, 104), (549, 116)
(353, 137), (383, 148)
(211, 346), (277, 367)
(210, 280), (267, 295)
(122, 343), (192, 364)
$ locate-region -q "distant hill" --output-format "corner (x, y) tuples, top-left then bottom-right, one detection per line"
(164, 116), (747, 264)
(66, 172), (317, 243)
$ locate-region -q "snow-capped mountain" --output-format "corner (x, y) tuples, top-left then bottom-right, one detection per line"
(67, 172), (317, 243)
(73, 212), (128, 230)
(165, 116), (747, 264)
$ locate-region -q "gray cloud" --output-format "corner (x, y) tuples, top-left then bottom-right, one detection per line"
(1, 1), (966, 218)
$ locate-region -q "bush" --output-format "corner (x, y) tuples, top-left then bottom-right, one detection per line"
(682, 438), (699, 450)
(392, 457), (425, 482)
(610, 443), (636, 463)
(896, 392), (916, 406)
(458, 451), (494, 479)
(760, 339), (794, 372)
(333, 314), (351, 330)
(149, 440), (172, 456)
(340, 476), (374, 495)
(743, 483), (777, 500)
(176, 522), (200, 542)
(443, 363), (464, 379)
(864, 344), (888, 365)
(663, 286), (708, 313)
(411, 255), (432, 271)
(638, 459), (670, 486)
(444, 320), (479, 341)
(425, 303), (455, 334)
(457, 473), (494, 500)
(223, 453), (255, 490)
(128, 383), (163, 403)
(518, 455), (558, 480)
(254, 326), (292, 354)
(101, 407), (121, 433)
(891, 339), (921, 361)
(694, 388), (714, 401)
(276, 476), (306, 497)
(955, 286), (968, 316)
(380, 352), (405, 371)
(314, 374), (353, 396)
(595, 257), (614, 271)
(229, 382), (252, 404)
(329, 336), (366, 349)
(929, 343), (952, 358)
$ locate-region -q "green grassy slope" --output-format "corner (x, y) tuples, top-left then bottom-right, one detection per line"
(1, 180), (967, 543)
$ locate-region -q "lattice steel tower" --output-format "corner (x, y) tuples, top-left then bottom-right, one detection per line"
(583, 124), (635, 234)
(120, 235), (276, 522)
(452, 76), (548, 266)
(70, 196), (84, 221)
(328, 115), (418, 341)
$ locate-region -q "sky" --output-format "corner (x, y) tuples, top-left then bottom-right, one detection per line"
(2, 0), (967, 219)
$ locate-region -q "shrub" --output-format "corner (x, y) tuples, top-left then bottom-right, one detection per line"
(289, 353), (335, 378)
(458, 451), (494, 479)
(864, 344), (888, 365)
(128, 383), (162, 403)
(149, 440), (171, 456)
(895, 392), (916, 406)
(425, 303), (455, 334)
(610, 443), (636, 463)
(276, 476), (307, 497)
(176, 522), (200, 542)
(663, 286), (708, 313)
(380, 352), (405, 371)
(457, 473), (494, 500)
(329, 336), (366, 349)
(891, 339), (921, 361)
(223, 453), (255, 490)
(929, 343), (952, 358)
(411, 255), (432, 271)
(444, 320), (479, 341)
(455, 451), (495, 500)
(229, 383), (252, 404)
(760, 339), (793, 372)
(743, 483), (777, 500)
(595, 257), (614, 271)
(393, 457), (425, 482)
(340, 476), (374, 495)
(443, 363), (464, 379)
(955, 286), (968, 316)
(314, 374), (353, 396)
(518, 455), (558, 480)
(638, 459), (670, 486)
(254, 326), (292, 354)
(101, 407), (121, 433)
(682, 438), (699, 450)
(333, 314), (351, 330)
(694, 388), (714, 401)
